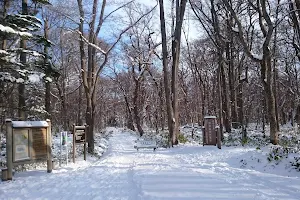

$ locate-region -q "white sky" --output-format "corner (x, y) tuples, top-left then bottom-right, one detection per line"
(1, 127), (300, 199)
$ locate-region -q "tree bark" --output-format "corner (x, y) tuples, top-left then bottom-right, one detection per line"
(261, 52), (278, 144)
(171, 0), (187, 145)
(158, 0), (174, 147)
(77, 80), (83, 125)
(18, 0), (28, 120)
(133, 77), (144, 136)
(222, 0), (278, 144)
(43, 14), (51, 120)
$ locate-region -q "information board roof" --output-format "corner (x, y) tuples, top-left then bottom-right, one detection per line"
(204, 116), (217, 119)
(12, 121), (49, 128)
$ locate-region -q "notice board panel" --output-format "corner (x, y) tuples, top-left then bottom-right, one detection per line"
(31, 128), (48, 159)
(204, 118), (216, 145)
(13, 129), (30, 162)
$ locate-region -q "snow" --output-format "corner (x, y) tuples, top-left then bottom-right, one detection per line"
(18, 31), (33, 37)
(204, 116), (217, 119)
(11, 120), (49, 128)
(1, 127), (299, 200)
(232, 27), (239, 33)
(28, 74), (41, 83)
(251, 51), (263, 60)
(15, 78), (24, 83)
(0, 24), (17, 35)
(0, 50), (9, 56)
(45, 77), (52, 83)
(0, 24), (32, 38)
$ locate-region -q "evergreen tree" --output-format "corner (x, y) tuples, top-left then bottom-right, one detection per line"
(0, 0), (56, 120)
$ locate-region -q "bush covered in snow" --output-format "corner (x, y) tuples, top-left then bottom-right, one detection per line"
(291, 156), (300, 171)
(267, 146), (290, 164)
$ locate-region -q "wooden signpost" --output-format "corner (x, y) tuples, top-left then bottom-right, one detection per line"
(72, 124), (87, 163)
(3, 119), (52, 181)
(202, 116), (221, 149)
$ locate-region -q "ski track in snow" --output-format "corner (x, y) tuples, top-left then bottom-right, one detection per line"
(1, 127), (300, 200)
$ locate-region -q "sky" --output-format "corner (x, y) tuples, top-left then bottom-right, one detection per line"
(1, 127), (300, 200)
(103, 0), (201, 42)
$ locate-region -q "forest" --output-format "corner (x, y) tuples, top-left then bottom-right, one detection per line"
(1, 0), (300, 152)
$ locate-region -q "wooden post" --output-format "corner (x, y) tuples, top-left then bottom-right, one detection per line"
(73, 124), (75, 163)
(5, 119), (13, 180)
(46, 119), (52, 173)
(202, 126), (205, 146)
(84, 142), (86, 161)
(217, 126), (221, 149)
(84, 124), (87, 161)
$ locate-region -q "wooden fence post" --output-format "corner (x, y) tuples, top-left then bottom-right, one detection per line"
(6, 119), (13, 180)
(46, 119), (52, 173)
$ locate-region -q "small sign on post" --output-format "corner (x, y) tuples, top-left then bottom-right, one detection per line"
(202, 116), (221, 149)
(72, 124), (87, 163)
(59, 131), (69, 167)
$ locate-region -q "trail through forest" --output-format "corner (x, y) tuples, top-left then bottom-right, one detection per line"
(1, 127), (299, 200)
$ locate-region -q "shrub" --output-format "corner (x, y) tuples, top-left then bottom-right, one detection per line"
(178, 134), (188, 144)
(267, 146), (290, 164)
(290, 157), (300, 171)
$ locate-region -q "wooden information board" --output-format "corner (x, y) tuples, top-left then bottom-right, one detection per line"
(31, 128), (47, 159)
(72, 124), (87, 163)
(4, 119), (52, 181)
(75, 129), (85, 144)
(204, 118), (217, 145)
(202, 116), (221, 149)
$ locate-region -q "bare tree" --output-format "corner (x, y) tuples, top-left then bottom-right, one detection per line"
(222, 0), (279, 144)
(158, 0), (187, 146)
(76, 0), (157, 152)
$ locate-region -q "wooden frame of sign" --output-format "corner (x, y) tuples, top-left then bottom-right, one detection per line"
(202, 116), (221, 149)
(4, 119), (52, 181)
(72, 124), (87, 163)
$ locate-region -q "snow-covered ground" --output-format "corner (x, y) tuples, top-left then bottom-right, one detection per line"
(1, 127), (300, 200)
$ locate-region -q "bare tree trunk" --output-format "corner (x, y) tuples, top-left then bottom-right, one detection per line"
(57, 29), (68, 130)
(273, 0), (280, 130)
(43, 14), (51, 120)
(133, 78), (144, 136)
(158, 0), (174, 147)
(220, 62), (231, 133)
(288, 0), (300, 127)
(126, 100), (135, 130)
(171, 0), (187, 145)
(18, 0), (28, 120)
(77, 80), (83, 125)
(226, 18), (237, 127)
(261, 54), (278, 144)
(217, 64), (224, 140)
(159, 80), (165, 131)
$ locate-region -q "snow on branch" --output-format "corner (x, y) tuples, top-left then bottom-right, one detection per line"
(76, 31), (107, 54)
(0, 24), (33, 38)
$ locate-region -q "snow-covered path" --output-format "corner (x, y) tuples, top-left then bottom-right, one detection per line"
(1, 128), (300, 200)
